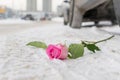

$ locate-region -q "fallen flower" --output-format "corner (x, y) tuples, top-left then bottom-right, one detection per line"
(46, 44), (68, 60)
(27, 35), (114, 60)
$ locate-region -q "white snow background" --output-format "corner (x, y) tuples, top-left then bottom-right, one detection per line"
(0, 19), (120, 80)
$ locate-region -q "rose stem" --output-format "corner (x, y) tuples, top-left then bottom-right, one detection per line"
(83, 35), (115, 44)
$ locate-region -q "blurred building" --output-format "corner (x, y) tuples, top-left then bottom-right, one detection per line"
(43, 0), (51, 12)
(27, 0), (37, 11)
(0, 6), (14, 19)
(0, 0), (63, 12)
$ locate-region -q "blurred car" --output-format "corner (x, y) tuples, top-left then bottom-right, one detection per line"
(57, 0), (70, 25)
(21, 14), (35, 20)
(68, 0), (120, 28)
(59, 0), (120, 28)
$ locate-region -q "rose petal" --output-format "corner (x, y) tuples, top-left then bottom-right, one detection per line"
(46, 44), (68, 60)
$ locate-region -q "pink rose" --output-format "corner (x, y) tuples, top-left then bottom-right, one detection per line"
(46, 44), (68, 60)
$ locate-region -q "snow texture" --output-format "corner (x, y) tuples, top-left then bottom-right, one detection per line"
(0, 19), (33, 24)
(0, 20), (120, 80)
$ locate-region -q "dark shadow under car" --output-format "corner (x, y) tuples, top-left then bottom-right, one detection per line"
(22, 14), (35, 20)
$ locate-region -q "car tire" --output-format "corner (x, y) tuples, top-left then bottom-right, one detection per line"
(113, 0), (120, 26)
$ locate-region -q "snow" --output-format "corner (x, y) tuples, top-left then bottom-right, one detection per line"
(100, 25), (120, 34)
(52, 17), (64, 22)
(0, 20), (120, 80)
(0, 19), (33, 24)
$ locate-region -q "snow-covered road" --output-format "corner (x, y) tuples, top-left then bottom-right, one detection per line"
(0, 19), (120, 80)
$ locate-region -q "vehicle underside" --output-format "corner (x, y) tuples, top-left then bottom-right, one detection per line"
(68, 0), (120, 28)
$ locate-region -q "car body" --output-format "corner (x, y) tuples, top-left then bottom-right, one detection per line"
(60, 0), (120, 28)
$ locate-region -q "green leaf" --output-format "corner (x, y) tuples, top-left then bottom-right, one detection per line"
(27, 41), (47, 49)
(86, 44), (100, 53)
(68, 44), (84, 59)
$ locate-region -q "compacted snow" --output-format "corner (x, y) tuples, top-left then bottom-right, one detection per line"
(0, 20), (120, 80)
(0, 19), (33, 24)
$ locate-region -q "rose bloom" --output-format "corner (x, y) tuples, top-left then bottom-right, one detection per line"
(46, 44), (68, 60)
